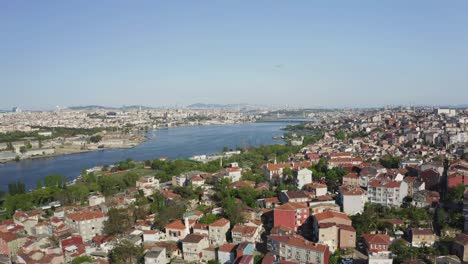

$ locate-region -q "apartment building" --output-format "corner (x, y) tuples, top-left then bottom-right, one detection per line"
(367, 179), (408, 206)
(267, 235), (330, 264)
(64, 210), (107, 241)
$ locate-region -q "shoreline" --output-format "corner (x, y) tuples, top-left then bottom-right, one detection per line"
(0, 136), (148, 164)
(0, 120), (297, 165)
(0, 121), (259, 164)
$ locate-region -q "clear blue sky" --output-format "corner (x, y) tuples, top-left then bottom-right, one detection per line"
(1, 1), (467, 109)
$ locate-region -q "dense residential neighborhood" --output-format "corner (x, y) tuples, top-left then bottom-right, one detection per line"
(0, 107), (467, 264)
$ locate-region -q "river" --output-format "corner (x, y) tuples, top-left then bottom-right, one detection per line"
(0, 122), (292, 191)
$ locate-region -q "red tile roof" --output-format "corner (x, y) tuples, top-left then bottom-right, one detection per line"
(268, 235), (328, 252)
(218, 243), (237, 252)
(275, 202), (308, 211)
(363, 234), (391, 245)
(314, 211), (351, 223)
(0, 231), (18, 242)
(339, 185), (365, 196)
(66, 211), (105, 221)
(209, 218), (230, 228)
(368, 179), (401, 188)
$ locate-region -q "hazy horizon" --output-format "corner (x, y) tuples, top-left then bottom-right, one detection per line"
(1, 1), (468, 109)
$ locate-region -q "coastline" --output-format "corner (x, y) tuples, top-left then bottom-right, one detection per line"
(0, 121), (257, 164)
(0, 135), (148, 164)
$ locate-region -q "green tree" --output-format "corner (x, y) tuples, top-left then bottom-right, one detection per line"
(19, 146), (27, 154)
(199, 214), (219, 224)
(446, 184), (465, 204)
(36, 179), (43, 190)
(110, 240), (144, 264)
(67, 185), (89, 204)
(4, 193), (34, 217)
(329, 250), (341, 264)
(8, 181), (26, 195)
(104, 208), (134, 235)
(379, 155), (401, 169)
(335, 130), (347, 141)
(71, 255), (94, 264)
(153, 200), (187, 230)
(89, 135), (103, 143)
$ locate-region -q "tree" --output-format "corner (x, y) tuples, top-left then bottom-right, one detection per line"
(19, 146), (27, 154)
(110, 240), (143, 264)
(89, 135), (102, 143)
(67, 185), (89, 204)
(199, 213), (219, 224)
(329, 250), (341, 264)
(222, 196), (244, 225)
(153, 200), (187, 230)
(446, 184), (465, 204)
(8, 181), (26, 195)
(44, 174), (67, 188)
(379, 155), (401, 169)
(104, 208), (134, 235)
(335, 130), (347, 141)
(36, 179), (43, 190)
(71, 255), (94, 264)
(4, 193), (34, 217)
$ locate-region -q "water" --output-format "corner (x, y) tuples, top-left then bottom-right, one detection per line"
(0, 122), (291, 191)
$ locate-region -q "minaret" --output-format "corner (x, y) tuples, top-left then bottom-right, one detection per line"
(184, 217), (190, 235)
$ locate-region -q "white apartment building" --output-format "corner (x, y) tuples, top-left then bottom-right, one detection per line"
(367, 179), (408, 206)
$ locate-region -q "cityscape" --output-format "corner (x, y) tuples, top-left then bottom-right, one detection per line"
(1, 1), (468, 264)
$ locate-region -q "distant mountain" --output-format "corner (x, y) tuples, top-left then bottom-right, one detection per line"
(67, 105), (155, 111)
(188, 103), (230, 109)
(187, 103), (267, 110)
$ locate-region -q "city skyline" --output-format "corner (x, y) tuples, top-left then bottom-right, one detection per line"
(1, 1), (468, 109)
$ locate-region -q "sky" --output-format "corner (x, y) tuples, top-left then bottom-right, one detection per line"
(1, 1), (467, 110)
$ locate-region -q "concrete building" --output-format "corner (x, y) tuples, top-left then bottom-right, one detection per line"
(338, 185), (366, 215)
(64, 210), (107, 241)
(231, 224), (262, 244)
(410, 228), (436, 247)
(218, 243), (237, 264)
(295, 168), (313, 190)
(165, 218), (192, 242)
(367, 179), (408, 206)
(182, 234), (209, 262)
(343, 172), (360, 186)
(267, 235), (330, 264)
(303, 182), (327, 197)
(88, 194), (105, 206)
(452, 234), (468, 263)
(208, 218), (230, 247)
(145, 247), (168, 264)
(273, 203), (309, 231)
(136, 175), (160, 197)
(312, 211), (355, 253)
